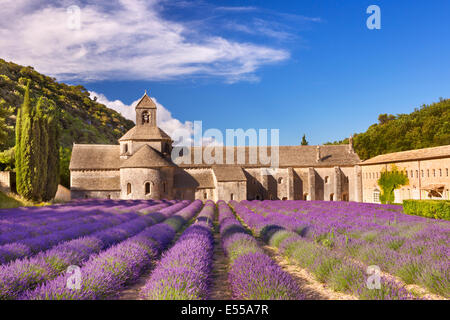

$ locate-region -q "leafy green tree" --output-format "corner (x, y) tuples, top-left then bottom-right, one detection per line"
(377, 165), (409, 204)
(0, 147), (15, 171)
(325, 99), (450, 160)
(0, 99), (13, 150)
(59, 147), (71, 189)
(301, 134), (309, 146)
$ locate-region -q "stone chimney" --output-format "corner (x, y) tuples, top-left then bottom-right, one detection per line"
(348, 135), (354, 153)
(316, 145), (321, 162)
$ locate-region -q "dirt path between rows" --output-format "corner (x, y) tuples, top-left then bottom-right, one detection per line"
(116, 266), (154, 300)
(208, 229), (233, 300)
(261, 244), (358, 300)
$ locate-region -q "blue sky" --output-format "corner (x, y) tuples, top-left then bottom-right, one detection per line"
(1, 0), (449, 145)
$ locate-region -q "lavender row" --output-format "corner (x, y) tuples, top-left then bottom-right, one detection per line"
(245, 200), (450, 297)
(0, 202), (176, 265)
(140, 200), (215, 300)
(0, 201), (158, 234)
(231, 201), (418, 300)
(24, 200), (203, 300)
(0, 202), (190, 299)
(0, 209), (113, 245)
(0, 212), (136, 264)
(218, 201), (302, 300)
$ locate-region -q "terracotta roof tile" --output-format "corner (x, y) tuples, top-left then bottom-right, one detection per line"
(121, 145), (174, 168)
(362, 145), (450, 165)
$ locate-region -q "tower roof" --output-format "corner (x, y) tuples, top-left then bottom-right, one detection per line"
(120, 145), (174, 168)
(118, 125), (172, 141)
(135, 92), (157, 109)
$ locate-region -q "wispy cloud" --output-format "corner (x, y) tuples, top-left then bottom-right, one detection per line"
(215, 6), (258, 12)
(0, 0), (289, 82)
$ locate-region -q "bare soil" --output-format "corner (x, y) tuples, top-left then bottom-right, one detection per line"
(208, 230), (233, 300)
(261, 244), (358, 300)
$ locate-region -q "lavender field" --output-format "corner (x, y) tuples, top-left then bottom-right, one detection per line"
(0, 199), (448, 300)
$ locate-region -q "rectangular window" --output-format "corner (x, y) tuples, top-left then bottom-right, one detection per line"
(421, 170), (424, 177)
(433, 169), (436, 177)
(373, 192), (380, 203)
(411, 170), (413, 178)
(447, 168), (449, 177)
(440, 169), (442, 177)
(416, 170), (418, 178)
(427, 169), (430, 177)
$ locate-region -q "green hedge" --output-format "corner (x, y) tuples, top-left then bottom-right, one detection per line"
(403, 200), (450, 220)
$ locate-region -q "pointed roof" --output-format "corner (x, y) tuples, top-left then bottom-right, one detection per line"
(118, 126), (172, 141)
(120, 145), (174, 168)
(135, 92), (157, 109)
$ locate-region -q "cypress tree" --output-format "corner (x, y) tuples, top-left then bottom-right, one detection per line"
(43, 100), (59, 201)
(15, 80), (31, 198)
(34, 97), (49, 201)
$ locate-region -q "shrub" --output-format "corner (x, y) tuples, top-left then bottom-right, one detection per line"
(403, 200), (450, 220)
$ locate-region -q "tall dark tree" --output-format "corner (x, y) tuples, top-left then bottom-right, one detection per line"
(43, 99), (60, 201)
(301, 134), (309, 146)
(33, 97), (48, 200)
(16, 80), (32, 198)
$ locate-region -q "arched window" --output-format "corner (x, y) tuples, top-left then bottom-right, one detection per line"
(278, 177), (283, 184)
(124, 143), (128, 154)
(324, 176), (329, 184)
(145, 182), (151, 195)
(303, 193), (308, 200)
(127, 183), (132, 195)
(142, 111), (150, 124)
(203, 192), (207, 199)
(230, 193), (234, 200)
(329, 193), (334, 201)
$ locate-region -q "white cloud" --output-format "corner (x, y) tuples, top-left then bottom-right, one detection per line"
(89, 90), (219, 146)
(0, 0), (289, 82)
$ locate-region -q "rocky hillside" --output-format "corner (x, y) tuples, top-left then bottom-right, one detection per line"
(0, 58), (134, 150)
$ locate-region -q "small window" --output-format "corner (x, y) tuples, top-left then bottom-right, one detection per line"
(127, 183), (132, 195)
(329, 193), (334, 201)
(124, 144), (128, 154)
(433, 169), (436, 177)
(142, 111), (150, 124)
(278, 177), (283, 184)
(410, 170), (413, 178)
(421, 170), (424, 177)
(145, 182), (151, 195)
(439, 169), (442, 177)
(230, 193), (234, 200)
(427, 169), (430, 177)
(324, 176), (329, 184)
(203, 192), (207, 199)
(163, 182), (166, 193)
(446, 168), (449, 177)
(416, 170), (419, 178)
(406, 171), (408, 178)
(373, 190), (380, 203)
(303, 193), (308, 200)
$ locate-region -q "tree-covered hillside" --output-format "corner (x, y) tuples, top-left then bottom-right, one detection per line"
(0, 58), (134, 150)
(325, 98), (450, 160)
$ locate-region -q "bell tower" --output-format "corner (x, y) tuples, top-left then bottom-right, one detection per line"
(136, 90), (157, 127)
